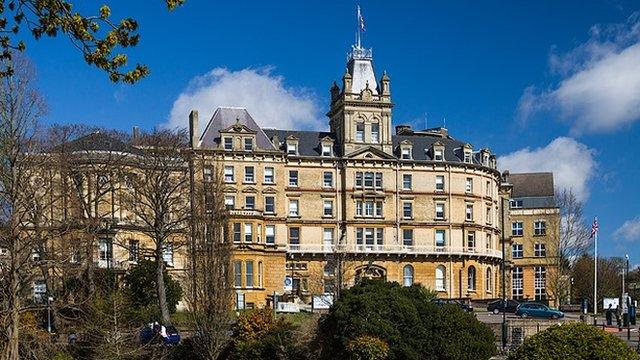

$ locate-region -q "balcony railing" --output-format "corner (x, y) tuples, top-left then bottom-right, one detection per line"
(286, 244), (502, 258)
(228, 209), (263, 217)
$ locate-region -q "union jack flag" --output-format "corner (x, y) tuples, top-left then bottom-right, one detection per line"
(590, 217), (599, 238)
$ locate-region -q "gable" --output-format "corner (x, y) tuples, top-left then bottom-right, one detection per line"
(344, 146), (396, 160)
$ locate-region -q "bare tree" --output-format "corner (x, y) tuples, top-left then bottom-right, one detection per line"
(0, 55), (49, 360)
(546, 188), (592, 305)
(47, 125), (132, 305)
(122, 129), (190, 325)
(185, 157), (233, 359)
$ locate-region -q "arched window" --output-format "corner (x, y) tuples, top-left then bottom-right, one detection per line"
(467, 266), (476, 291)
(403, 265), (414, 287)
(435, 265), (446, 291)
(486, 267), (492, 293)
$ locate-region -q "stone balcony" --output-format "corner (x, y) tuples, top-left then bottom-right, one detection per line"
(287, 243), (502, 259)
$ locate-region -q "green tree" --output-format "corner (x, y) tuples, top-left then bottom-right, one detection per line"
(508, 322), (640, 360)
(123, 259), (183, 318)
(0, 1), (185, 83)
(318, 280), (496, 360)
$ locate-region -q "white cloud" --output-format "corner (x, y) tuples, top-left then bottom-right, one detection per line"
(518, 13), (640, 134)
(498, 137), (596, 202)
(614, 217), (640, 242)
(166, 67), (324, 131)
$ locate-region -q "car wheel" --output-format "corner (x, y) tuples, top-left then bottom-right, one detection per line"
(521, 313), (528, 319)
(493, 308), (500, 314)
(551, 314), (559, 320)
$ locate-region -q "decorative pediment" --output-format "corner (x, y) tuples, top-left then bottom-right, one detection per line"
(241, 186), (258, 194)
(223, 186), (238, 193)
(345, 146), (396, 160)
(220, 120), (257, 135)
(320, 136), (334, 143)
(361, 87), (373, 101)
(262, 187), (278, 194)
(286, 134), (299, 141)
(399, 139), (413, 146)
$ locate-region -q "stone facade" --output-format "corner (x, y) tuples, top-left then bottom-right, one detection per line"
(25, 41), (560, 311)
(506, 173), (560, 306)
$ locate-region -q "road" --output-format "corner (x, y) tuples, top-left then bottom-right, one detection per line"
(475, 310), (640, 349)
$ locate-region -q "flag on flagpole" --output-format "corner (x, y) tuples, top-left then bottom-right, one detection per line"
(357, 5), (366, 32)
(590, 217), (599, 238)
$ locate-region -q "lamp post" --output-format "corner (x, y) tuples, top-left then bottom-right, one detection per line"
(47, 296), (53, 333)
(570, 277), (574, 305)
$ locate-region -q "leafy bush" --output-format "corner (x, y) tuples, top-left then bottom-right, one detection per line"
(230, 308), (303, 360)
(508, 322), (640, 360)
(123, 259), (183, 316)
(318, 279), (496, 360)
(345, 335), (389, 360)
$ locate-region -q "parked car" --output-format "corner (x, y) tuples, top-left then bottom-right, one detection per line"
(515, 302), (564, 319)
(140, 323), (181, 345)
(487, 299), (520, 314)
(431, 299), (474, 313)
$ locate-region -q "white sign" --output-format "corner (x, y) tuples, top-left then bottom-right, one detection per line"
(284, 276), (293, 292)
(235, 292), (245, 310)
(313, 294), (334, 310)
(276, 302), (299, 313)
(603, 297), (619, 310)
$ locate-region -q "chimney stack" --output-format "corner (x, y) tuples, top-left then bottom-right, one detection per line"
(189, 110), (199, 148)
(395, 124), (412, 135)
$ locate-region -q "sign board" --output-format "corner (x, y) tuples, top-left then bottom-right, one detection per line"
(276, 302), (299, 313)
(284, 276), (293, 292)
(235, 292), (245, 310)
(603, 297), (619, 310)
(312, 294), (334, 310)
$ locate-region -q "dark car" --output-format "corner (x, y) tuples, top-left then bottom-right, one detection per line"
(487, 299), (520, 314)
(140, 324), (181, 345)
(431, 299), (474, 313)
(515, 302), (564, 319)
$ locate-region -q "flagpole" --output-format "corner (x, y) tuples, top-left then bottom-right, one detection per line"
(356, 5), (361, 48)
(593, 228), (598, 316)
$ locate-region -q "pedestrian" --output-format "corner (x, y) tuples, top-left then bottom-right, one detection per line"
(616, 306), (622, 328)
(606, 304), (613, 326)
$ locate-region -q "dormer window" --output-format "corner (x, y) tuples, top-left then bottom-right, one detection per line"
(431, 142), (445, 161)
(356, 122), (364, 142)
(401, 147), (412, 159)
(371, 123), (380, 143)
(322, 144), (332, 157)
(463, 150), (472, 163)
(244, 138), (253, 151)
(224, 137), (233, 151)
(287, 142), (298, 155)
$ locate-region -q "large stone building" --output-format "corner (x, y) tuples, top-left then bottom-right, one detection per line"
(506, 172), (560, 306)
(22, 38), (561, 310)
(189, 42), (508, 308)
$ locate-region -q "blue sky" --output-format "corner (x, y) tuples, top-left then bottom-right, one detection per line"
(20, 1), (640, 263)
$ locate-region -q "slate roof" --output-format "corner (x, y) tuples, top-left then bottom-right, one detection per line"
(392, 134), (476, 163)
(509, 172), (555, 198)
(52, 132), (141, 155)
(200, 107), (275, 150)
(263, 129), (339, 156)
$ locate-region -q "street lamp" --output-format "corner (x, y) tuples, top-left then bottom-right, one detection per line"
(47, 296), (53, 333)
